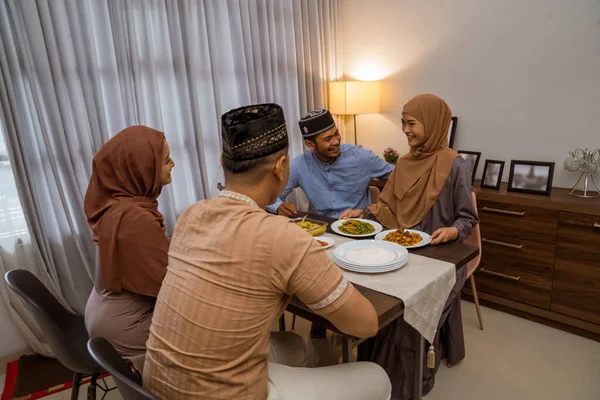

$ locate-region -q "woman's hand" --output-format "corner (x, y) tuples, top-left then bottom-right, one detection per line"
(430, 227), (459, 245)
(339, 209), (364, 220)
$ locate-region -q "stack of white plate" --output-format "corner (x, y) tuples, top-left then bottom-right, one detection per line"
(333, 240), (409, 273)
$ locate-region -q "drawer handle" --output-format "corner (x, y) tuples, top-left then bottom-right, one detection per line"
(482, 238), (523, 250)
(595, 223), (600, 229)
(482, 207), (526, 217)
(480, 268), (521, 282)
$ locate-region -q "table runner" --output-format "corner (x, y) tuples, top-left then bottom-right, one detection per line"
(321, 233), (456, 344)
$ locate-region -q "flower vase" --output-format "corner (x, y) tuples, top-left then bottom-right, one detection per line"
(568, 172), (600, 198)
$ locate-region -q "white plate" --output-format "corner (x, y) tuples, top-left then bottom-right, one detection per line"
(314, 236), (335, 250)
(374, 229), (432, 249)
(346, 247), (396, 265)
(334, 254), (408, 270)
(333, 253), (408, 269)
(331, 219), (383, 238)
(334, 256), (408, 274)
(334, 240), (408, 267)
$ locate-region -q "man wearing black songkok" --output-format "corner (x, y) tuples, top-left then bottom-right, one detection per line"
(144, 103), (391, 400)
(266, 109), (394, 218)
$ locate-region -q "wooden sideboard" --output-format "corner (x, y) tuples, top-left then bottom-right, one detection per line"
(465, 181), (600, 340)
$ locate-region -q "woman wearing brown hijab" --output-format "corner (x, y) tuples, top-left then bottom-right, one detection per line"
(340, 93), (478, 244)
(343, 94), (479, 399)
(84, 125), (175, 370)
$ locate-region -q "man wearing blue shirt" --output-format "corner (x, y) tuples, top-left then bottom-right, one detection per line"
(266, 109), (394, 218)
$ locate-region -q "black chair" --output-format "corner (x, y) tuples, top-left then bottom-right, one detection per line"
(88, 337), (159, 400)
(4, 269), (111, 400)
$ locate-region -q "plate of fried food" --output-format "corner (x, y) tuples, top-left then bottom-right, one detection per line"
(375, 227), (431, 249)
(331, 219), (383, 238)
(314, 236), (335, 250)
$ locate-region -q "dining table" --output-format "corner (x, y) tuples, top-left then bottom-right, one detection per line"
(283, 211), (478, 400)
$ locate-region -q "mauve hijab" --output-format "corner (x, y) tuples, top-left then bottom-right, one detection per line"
(84, 126), (169, 296)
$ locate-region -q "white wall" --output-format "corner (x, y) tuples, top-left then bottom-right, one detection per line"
(0, 297), (27, 359)
(341, 0), (600, 187)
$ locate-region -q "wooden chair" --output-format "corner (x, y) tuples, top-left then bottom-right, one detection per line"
(463, 189), (484, 330)
(369, 186), (380, 204)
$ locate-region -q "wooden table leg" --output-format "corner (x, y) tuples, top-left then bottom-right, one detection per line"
(279, 314), (286, 331)
(342, 337), (353, 363)
(414, 333), (424, 400)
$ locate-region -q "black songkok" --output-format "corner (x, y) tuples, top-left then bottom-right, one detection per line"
(221, 103), (288, 161)
(298, 109), (336, 138)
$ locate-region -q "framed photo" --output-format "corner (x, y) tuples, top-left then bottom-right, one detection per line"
(507, 160), (555, 196)
(480, 160), (505, 190)
(457, 150), (481, 185)
(448, 117), (458, 149)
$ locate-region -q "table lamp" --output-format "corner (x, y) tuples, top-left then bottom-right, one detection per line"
(328, 81), (380, 145)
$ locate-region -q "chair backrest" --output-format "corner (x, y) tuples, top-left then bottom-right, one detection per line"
(369, 186), (380, 205)
(464, 189), (482, 277)
(88, 337), (159, 400)
(4, 269), (100, 374)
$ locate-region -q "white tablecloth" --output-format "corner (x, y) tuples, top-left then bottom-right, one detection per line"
(321, 233), (456, 344)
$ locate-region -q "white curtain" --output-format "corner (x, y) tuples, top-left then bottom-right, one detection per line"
(0, 0), (341, 354)
(0, 129), (53, 355)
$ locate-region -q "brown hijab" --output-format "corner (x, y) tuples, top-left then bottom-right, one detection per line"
(370, 94), (459, 228)
(84, 126), (169, 297)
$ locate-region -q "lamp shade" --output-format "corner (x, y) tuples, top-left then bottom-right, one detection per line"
(329, 81), (380, 115)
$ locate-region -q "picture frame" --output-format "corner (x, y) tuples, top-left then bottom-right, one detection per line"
(457, 150), (481, 185)
(448, 116), (458, 149)
(480, 160), (505, 190)
(507, 160), (555, 196)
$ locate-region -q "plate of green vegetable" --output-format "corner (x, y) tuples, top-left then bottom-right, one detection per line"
(331, 219), (383, 238)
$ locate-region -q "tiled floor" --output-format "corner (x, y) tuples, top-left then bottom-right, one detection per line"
(426, 302), (600, 400)
(2, 302), (599, 400)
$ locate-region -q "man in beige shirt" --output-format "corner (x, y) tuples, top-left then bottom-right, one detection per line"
(143, 103), (391, 400)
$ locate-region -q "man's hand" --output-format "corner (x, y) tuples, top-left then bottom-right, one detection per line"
(430, 227), (459, 245)
(277, 202), (297, 217)
(339, 209), (364, 220)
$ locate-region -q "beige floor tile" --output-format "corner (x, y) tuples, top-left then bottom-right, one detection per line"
(572, 382), (600, 400)
(428, 301), (600, 400)
(428, 369), (526, 400)
(42, 392), (67, 400)
(568, 355), (600, 400)
(581, 355), (600, 386)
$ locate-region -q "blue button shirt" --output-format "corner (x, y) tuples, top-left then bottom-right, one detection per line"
(267, 144), (394, 218)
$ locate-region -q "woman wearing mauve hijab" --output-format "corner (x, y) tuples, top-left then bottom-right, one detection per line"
(342, 94), (479, 399)
(84, 125), (175, 370)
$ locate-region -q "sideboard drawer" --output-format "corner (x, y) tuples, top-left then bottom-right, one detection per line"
(471, 262), (552, 309)
(480, 233), (555, 277)
(478, 200), (558, 244)
(552, 212), (600, 325)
